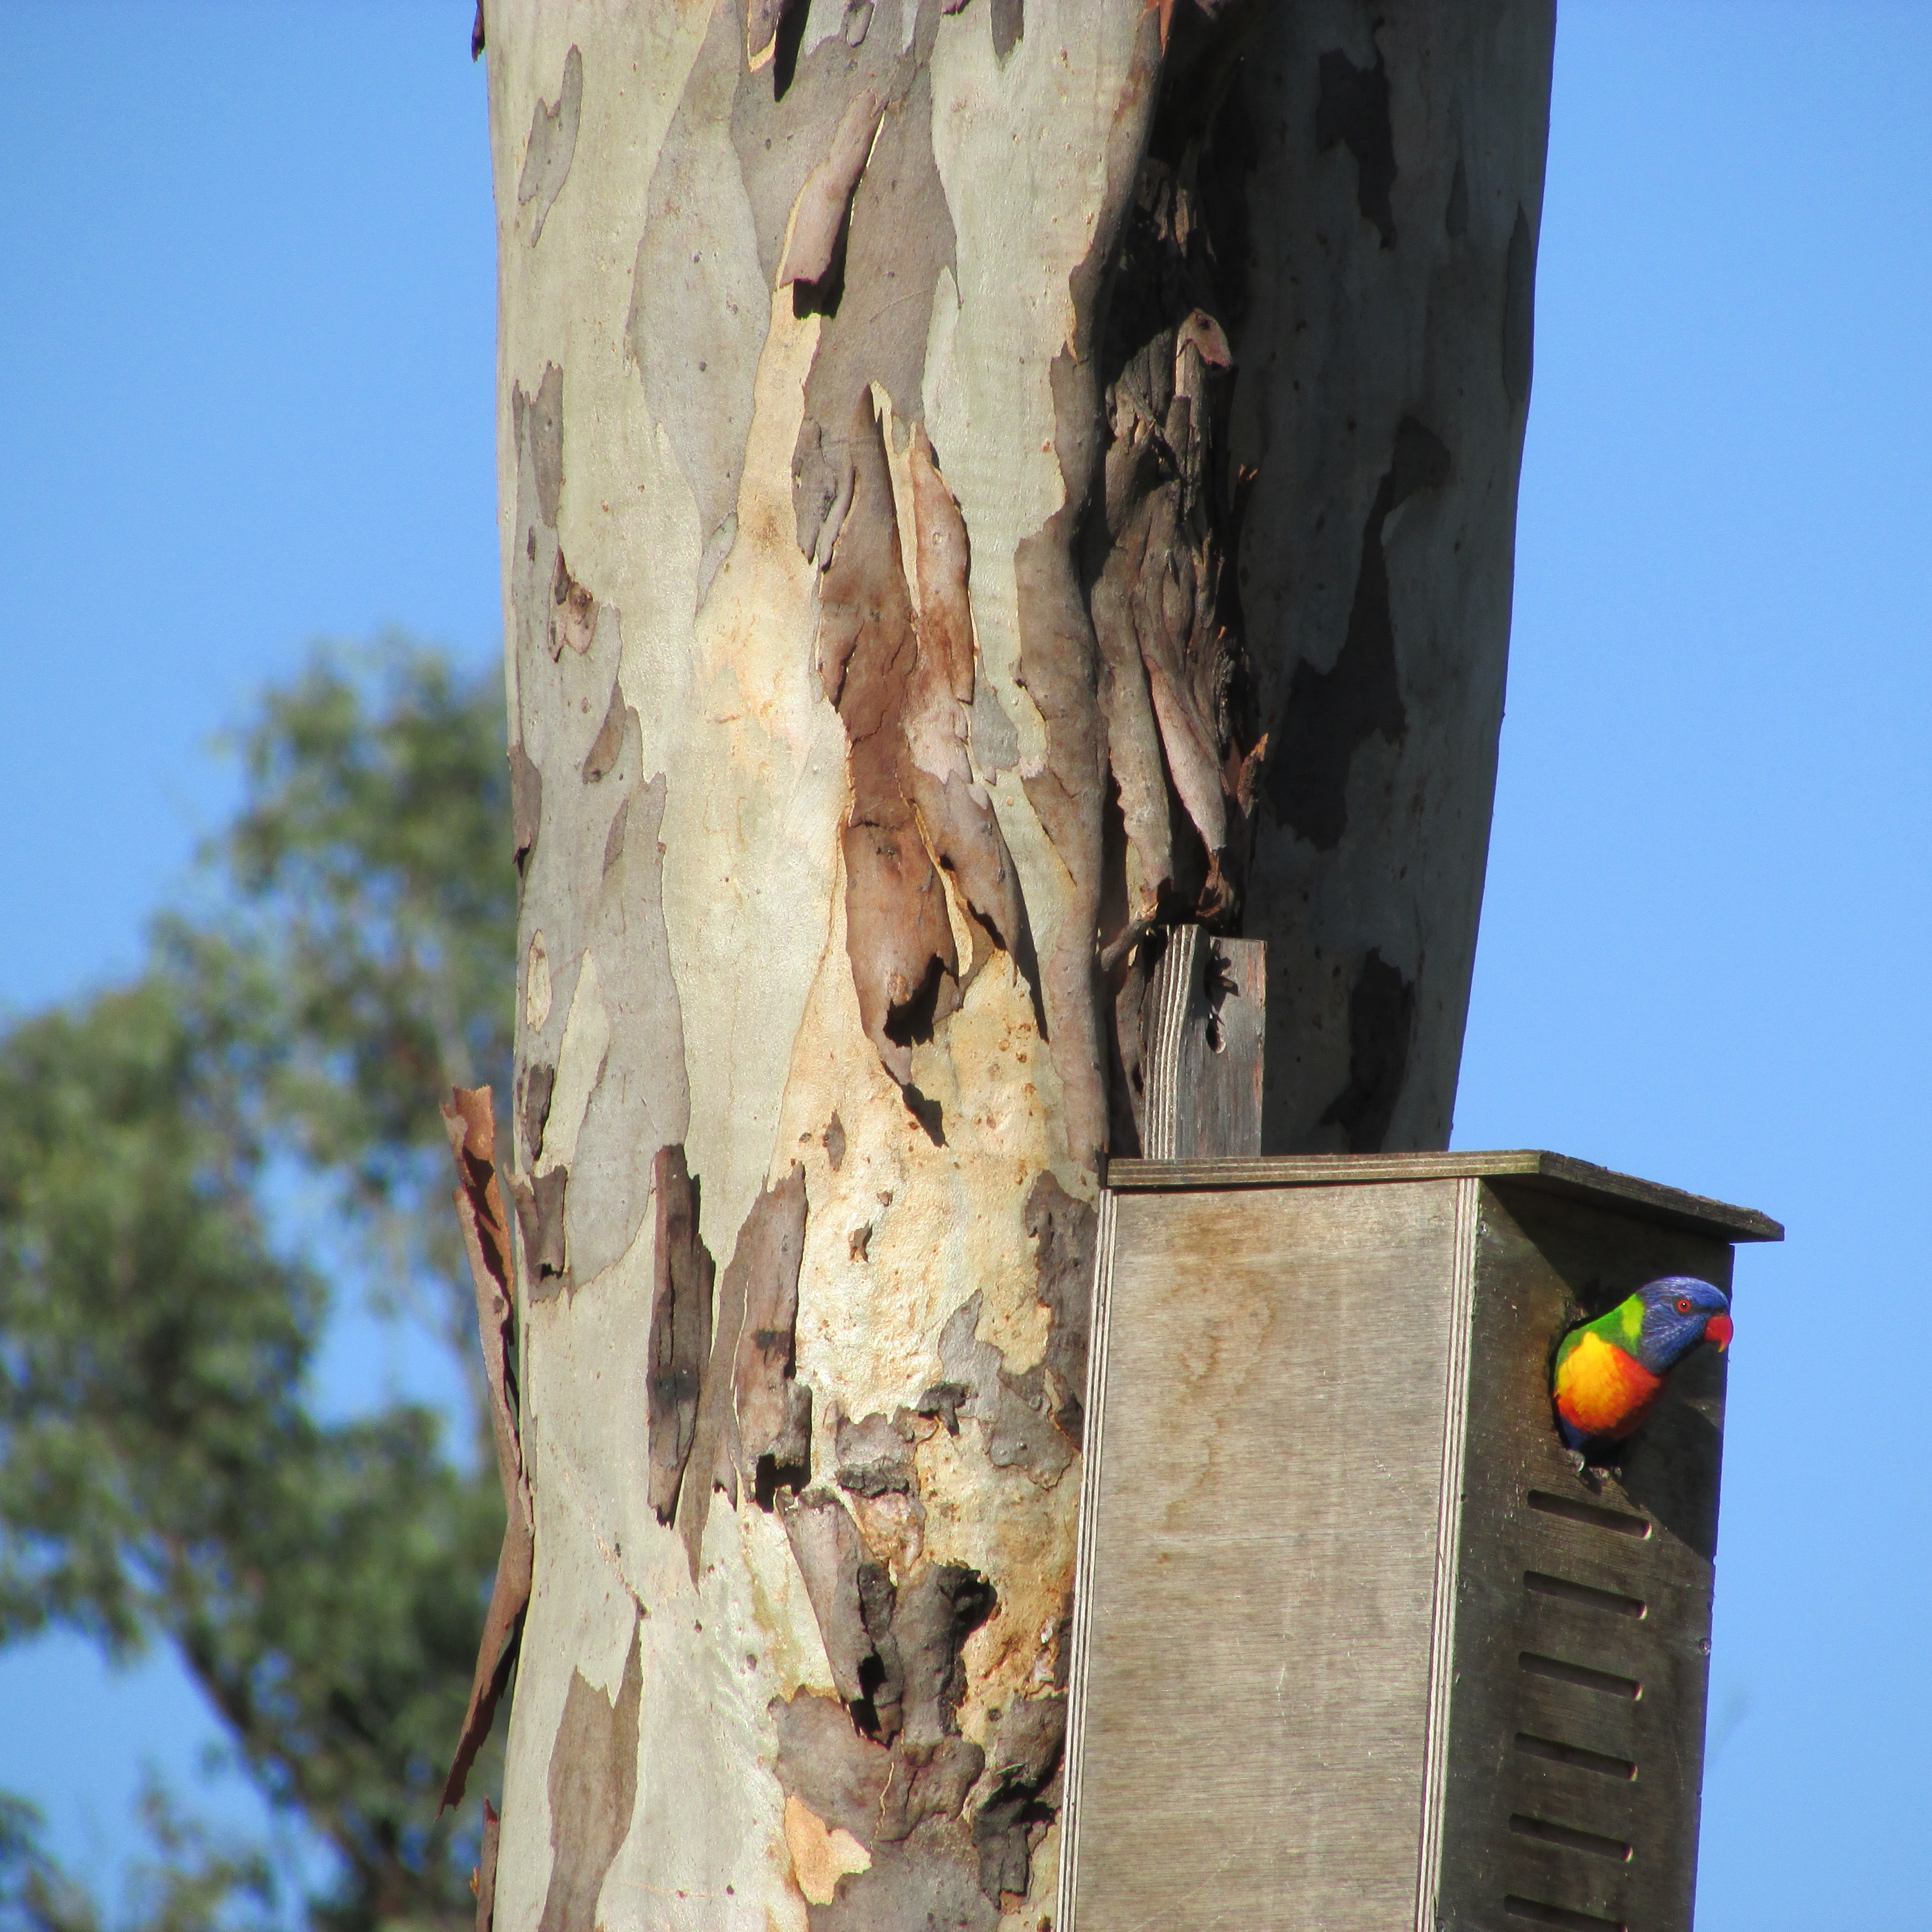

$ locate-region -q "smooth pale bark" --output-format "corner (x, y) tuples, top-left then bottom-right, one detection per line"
(476, 4), (1551, 1929)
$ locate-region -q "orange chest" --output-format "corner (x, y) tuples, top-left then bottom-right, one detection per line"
(1555, 1331), (1664, 1439)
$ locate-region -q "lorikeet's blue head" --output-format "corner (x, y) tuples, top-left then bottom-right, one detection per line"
(1629, 1276), (1732, 1375)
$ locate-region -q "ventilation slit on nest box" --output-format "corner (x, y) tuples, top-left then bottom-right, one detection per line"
(1502, 1896), (1628, 1932)
(1514, 1733), (1637, 1782)
(1526, 1490), (1652, 1538)
(1523, 1571), (1647, 1620)
(1508, 1813), (1634, 1863)
(1518, 1652), (1642, 1701)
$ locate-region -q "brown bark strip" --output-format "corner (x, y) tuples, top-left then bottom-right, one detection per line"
(1093, 80), (1262, 932)
(773, 1691), (891, 1842)
(439, 1087), (536, 1814)
(732, 1165), (813, 1491)
(442, 1514), (527, 1803)
(536, 1628), (642, 1932)
(508, 743), (541, 876)
(737, 25), (1020, 1117)
(517, 1060), (555, 1166)
(820, 396), (960, 1093)
(472, 1797), (501, 1932)
(902, 428), (1026, 979)
(780, 1488), (874, 1708)
(971, 1693), (1067, 1905)
(1022, 1172), (1097, 1446)
(647, 1145), (714, 1523)
(777, 1559), (999, 1925)
(759, 25), (958, 565)
(1090, 546), (1173, 931)
(906, 429), (972, 708)
(678, 1164), (809, 1578)
(780, 86), (886, 291)
(514, 1164), (568, 1299)
(746, 0), (803, 70)
(548, 549), (596, 658)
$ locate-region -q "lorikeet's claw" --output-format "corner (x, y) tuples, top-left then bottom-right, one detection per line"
(1565, 1449), (1589, 1477)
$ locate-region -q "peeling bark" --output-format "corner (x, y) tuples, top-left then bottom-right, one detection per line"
(733, 1164), (814, 1494)
(929, 1293), (1074, 1486)
(780, 87), (886, 291)
(902, 427), (1027, 981)
(536, 1630), (641, 1932)
(1085, 12), (1271, 1157)
(647, 1145), (714, 1523)
(821, 395), (962, 1096)
(483, 4), (1551, 1924)
(774, 1692), (891, 1841)
(834, 1409), (914, 1497)
(972, 1693), (1066, 1905)
(473, 1797), (501, 1932)
(678, 1164), (810, 1575)
(1023, 1172), (1095, 1445)
(439, 1087), (533, 1814)
(781, 1488), (877, 1709)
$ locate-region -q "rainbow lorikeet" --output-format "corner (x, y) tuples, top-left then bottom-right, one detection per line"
(1551, 1276), (1733, 1454)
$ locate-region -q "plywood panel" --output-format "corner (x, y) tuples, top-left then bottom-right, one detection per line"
(1431, 1181), (1735, 1932)
(1062, 1180), (1473, 1931)
(1063, 1165), (1752, 1932)
(1106, 1150), (1782, 1244)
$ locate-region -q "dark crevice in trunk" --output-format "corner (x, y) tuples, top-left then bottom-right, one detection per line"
(1083, 1), (1267, 1154)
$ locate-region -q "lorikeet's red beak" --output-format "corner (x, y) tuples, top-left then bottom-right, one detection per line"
(1704, 1314), (1734, 1351)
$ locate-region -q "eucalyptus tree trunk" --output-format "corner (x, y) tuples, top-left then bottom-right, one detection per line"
(470, 3), (1553, 1927)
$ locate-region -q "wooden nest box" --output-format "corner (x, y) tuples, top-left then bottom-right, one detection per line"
(1057, 1147), (1781, 1932)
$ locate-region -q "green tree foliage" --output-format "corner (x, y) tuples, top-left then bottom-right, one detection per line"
(2, 1784), (276, 1932)
(0, 641), (515, 1932)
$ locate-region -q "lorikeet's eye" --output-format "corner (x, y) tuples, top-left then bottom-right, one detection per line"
(1675, 1296), (1693, 1313)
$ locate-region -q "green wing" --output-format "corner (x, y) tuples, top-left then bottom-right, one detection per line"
(1553, 1294), (1645, 1380)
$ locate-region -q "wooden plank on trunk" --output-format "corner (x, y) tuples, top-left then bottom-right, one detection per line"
(1139, 925), (1266, 1161)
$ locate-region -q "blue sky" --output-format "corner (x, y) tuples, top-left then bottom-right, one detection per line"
(3, 3), (1929, 1929)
